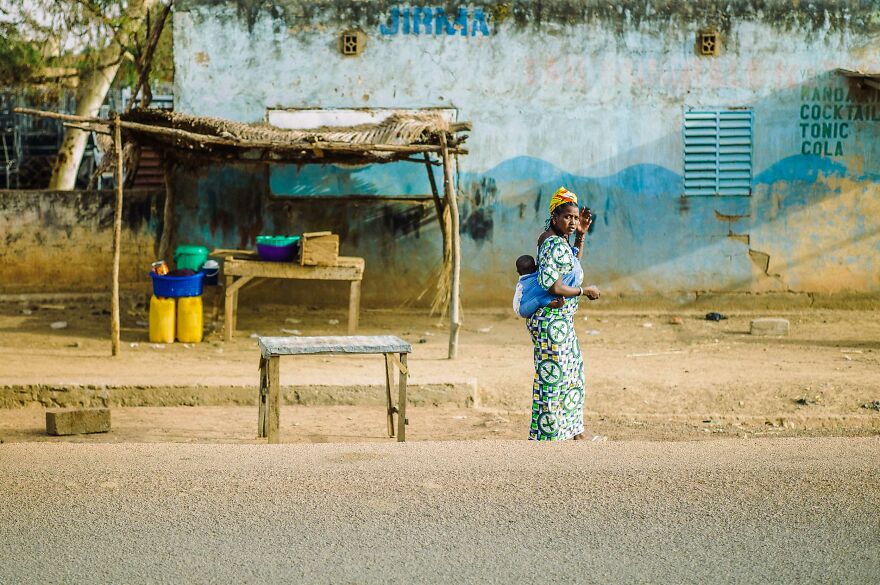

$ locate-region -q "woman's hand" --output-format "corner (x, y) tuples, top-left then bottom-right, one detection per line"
(575, 206), (593, 236)
(583, 285), (600, 300)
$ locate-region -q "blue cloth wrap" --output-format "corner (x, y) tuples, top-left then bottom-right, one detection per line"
(517, 259), (582, 318)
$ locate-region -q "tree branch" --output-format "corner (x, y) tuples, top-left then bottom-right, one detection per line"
(125, 1), (171, 112)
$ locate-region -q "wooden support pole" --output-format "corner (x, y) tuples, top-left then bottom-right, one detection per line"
(111, 116), (124, 357)
(266, 355), (280, 444)
(348, 280), (361, 334)
(424, 152), (443, 220)
(439, 133), (461, 359)
(224, 275), (252, 341)
(158, 158), (174, 261)
(258, 357), (268, 438)
(424, 152), (451, 317)
(397, 353), (408, 442)
(224, 275), (235, 342)
(384, 353), (396, 438)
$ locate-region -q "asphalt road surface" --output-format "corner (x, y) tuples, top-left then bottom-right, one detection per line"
(1, 437), (878, 584)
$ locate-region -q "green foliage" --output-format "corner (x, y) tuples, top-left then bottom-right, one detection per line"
(149, 13), (174, 85)
(0, 0), (173, 89)
(0, 22), (42, 85)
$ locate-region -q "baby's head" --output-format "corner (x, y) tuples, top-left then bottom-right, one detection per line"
(516, 255), (537, 276)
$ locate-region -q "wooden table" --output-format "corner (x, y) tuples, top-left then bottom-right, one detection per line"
(257, 335), (412, 444)
(213, 250), (365, 341)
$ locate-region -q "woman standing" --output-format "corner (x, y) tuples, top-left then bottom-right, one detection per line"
(528, 187), (599, 441)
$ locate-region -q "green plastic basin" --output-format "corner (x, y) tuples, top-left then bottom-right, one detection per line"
(256, 235), (300, 247)
(173, 245), (210, 271)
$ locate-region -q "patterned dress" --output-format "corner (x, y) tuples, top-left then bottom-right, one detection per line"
(527, 235), (585, 440)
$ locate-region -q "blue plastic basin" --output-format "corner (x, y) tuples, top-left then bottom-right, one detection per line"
(150, 272), (205, 298)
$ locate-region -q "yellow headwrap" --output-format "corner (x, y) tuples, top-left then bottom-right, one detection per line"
(549, 187), (578, 214)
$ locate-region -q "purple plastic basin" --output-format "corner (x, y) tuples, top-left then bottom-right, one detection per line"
(257, 242), (297, 262)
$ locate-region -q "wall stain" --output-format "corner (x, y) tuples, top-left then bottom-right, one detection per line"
(0, 190), (161, 292)
(181, 0), (880, 37)
(383, 204), (426, 238)
(460, 176), (497, 242)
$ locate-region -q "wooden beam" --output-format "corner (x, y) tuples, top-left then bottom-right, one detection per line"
(266, 356), (280, 444)
(14, 108), (470, 157)
(348, 280), (361, 334)
(397, 353), (408, 442)
(439, 133), (462, 359)
(223, 258), (364, 281)
(424, 152), (444, 220)
(425, 151), (451, 318)
(63, 122), (110, 135)
(258, 357), (268, 438)
(389, 352), (408, 375)
(111, 116), (124, 357)
(14, 108), (103, 124)
(225, 275), (253, 296)
(158, 157), (174, 261)
(224, 276), (236, 342)
(118, 118), (466, 155)
(124, 2), (172, 112)
(384, 353), (396, 438)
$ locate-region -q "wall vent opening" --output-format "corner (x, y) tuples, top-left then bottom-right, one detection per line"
(698, 29), (720, 56)
(340, 31), (364, 56)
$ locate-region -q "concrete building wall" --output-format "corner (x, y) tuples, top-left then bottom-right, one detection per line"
(0, 190), (162, 293)
(171, 0), (880, 305)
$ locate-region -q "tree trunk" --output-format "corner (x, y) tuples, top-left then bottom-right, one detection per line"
(49, 64), (121, 190)
(48, 0), (155, 190)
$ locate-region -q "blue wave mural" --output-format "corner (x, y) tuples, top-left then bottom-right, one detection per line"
(453, 153), (879, 292)
(176, 150), (880, 299)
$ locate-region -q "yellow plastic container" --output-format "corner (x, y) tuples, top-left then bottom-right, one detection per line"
(149, 295), (176, 343)
(176, 295), (203, 343)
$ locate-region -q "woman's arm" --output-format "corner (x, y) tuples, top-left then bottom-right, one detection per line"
(573, 233), (585, 260)
(548, 278), (583, 298)
(573, 206), (593, 260)
(548, 278), (601, 299)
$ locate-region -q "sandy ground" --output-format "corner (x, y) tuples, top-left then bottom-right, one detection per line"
(0, 404), (877, 444)
(1, 438), (878, 584)
(1, 299), (879, 441)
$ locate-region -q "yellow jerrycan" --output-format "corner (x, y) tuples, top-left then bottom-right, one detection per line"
(149, 296), (176, 343)
(176, 296), (203, 343)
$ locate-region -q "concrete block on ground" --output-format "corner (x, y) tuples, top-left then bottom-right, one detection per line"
(46, 408), (111, 436)
(750, 318), (790, 336)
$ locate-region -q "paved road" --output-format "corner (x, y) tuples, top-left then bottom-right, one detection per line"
(1, 437), (878, 584)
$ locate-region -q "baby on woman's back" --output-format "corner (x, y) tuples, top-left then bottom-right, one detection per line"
(512, 254), (569, 318)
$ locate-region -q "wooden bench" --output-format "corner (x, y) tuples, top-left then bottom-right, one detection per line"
(212, 249), (365, 341)
(257, 335), (413, 444)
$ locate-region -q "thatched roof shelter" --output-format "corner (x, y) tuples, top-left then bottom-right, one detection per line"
(121, 108), (470, 164)
(16, 106), (468, 359)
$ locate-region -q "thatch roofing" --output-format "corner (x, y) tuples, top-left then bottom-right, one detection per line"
(119, 108), (470, 165)
(13, 104), (468, 358)
(836, 68), (880, 91)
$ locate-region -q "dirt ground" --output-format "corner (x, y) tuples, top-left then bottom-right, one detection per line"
(0, 296), (878, 443)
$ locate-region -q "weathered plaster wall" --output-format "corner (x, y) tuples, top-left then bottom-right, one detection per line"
(0, 190), (162, 293)
(172, 0), (880, 305)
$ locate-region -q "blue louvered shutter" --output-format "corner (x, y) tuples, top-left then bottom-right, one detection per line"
(684, 109), (753, 196)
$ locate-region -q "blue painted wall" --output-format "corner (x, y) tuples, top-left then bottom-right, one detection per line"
(172, 1), (880, 305)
